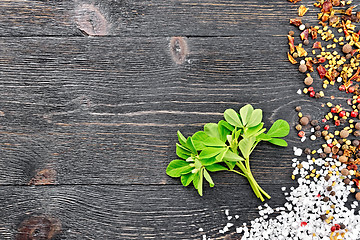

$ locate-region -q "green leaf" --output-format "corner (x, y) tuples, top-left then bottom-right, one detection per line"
(215, 148), (228, 162)
(268, 138), (288, 147)
(206, 163), (228, 172)
(256, 133), (272, 141)
(218, 121), (232, 142)
(204, 123), (221, 139)
(203, 169), (214, 187)
(166, 160), (194, 177)
(199, 147), (225, 159)
(266, 119), (290, 138)
(244, 123), (264, 138)
(235, 129), (242, 140)
(224, 161), (236, 170)
(177, 130), (187, 146)
(239, 137), (256, 159)
(193, 171), (200, 190)
(224, 109), (243, 127)
(176, 143), (192, 159)
(203, 137), (227, 147)
(247, 109), (262, 128)
(192, 131), (208, 150)
(200, 157), (218, 166)
(198, 168), (204, 196)
(239, 104), (254, 126)
(218, 120), (235, 131)
(186, 137), (197, 155)
(181, 173), (195, 186)
(223, 150), (245, 162)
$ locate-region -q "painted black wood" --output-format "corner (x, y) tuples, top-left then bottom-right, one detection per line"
(0, 0), (336, 239)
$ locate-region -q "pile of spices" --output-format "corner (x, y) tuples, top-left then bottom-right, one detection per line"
(199, 0), (360, 239)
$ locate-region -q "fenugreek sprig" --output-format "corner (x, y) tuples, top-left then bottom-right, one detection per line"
(166, 104), (290, 201)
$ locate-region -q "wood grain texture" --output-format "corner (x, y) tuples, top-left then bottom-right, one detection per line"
(0, 184), (291, 239)
(0, 36), (312, 186)
(0, 0), (308, 37)
(0, 0), (339, 239)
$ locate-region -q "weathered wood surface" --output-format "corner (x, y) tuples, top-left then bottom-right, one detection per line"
(0, 0), (304, 37)
(0, 0), (334, 239)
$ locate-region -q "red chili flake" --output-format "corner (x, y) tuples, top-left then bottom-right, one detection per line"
(300, 222), (307, 227)
(290, 18), (302, 27)
(308, 87), (314, 92)
(324, 125), (330, 130)
(298, 131), (305, 138)
(317, 65), (326, 79)
(339, 111), (346, 117)
(353, 178), (360, 187)
(328, 143), (333, 148)
(313, 41), (322, 49)
(339, 85), (346, 91)
(331, 226), (336, 232)
(310, 27), (318, 39)
(345, 6), (355, 16)
(351, 111), (359, 118)
(335, 120), (340, 126)
(349, 86), (355, 93)
(331, 107), (337, 113)
(300, 29), (309, 41)
(349, 67), (360, 82)
(343, 21), (350, 37)
(357, 97), (360, 103)
(306, 60), (314, 72)
(318, 57), (326, 63)
(288, 52), (298, 64)
(309, 91), (315, 97)
(288, 0), (302, 3)
(317, 193), (321, 197)
(322, 118), (327, 123)
(322, 0), (333, 13)
(288, 35), (295, 54)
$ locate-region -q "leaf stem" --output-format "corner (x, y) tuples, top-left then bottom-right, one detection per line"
(229, 169), (246, 177)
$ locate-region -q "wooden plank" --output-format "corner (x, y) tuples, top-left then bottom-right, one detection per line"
(0, 0), (308, 37)
(0, 184), (289, 239)
(0, 36), (306, 185)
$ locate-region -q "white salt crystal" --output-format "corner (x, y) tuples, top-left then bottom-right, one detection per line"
(297, 89), (302, 94)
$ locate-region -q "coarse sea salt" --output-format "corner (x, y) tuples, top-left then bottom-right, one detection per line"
(237, 153), (360, 240)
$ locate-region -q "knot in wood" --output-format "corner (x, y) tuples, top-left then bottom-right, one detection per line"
(74, 4), (108, 36)
(16, 216), (61, 240)
(170, 37), (188, 65)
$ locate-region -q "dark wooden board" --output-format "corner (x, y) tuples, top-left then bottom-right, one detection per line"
(0, 36), (311, 186)
(0, 0), (306, 37)
(0, 0), (344, 239)
(0, 184), (291, 239)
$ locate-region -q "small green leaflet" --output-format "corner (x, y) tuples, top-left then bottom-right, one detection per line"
(268, 137), (288, 147)
(223, 150), (245, 162)
(239, 104), (253, 126)
(176, 143), (192, 159)
(181, 173), (195, 186)
(239, 137), (256, 159)
(204, 123), (221, 140)
(224, 109), (243, 127)
(247, 109), (262, 127)
(186, 137), (197, 155)
(205, 163), (228, 172)
(166, 160), (194, 177)
(203, 169), (214, 187)
(199, 147), (225, 158)
(177, 130), (187, 146)
(244, 123), (264, 138)
(266, 119), (290, 138)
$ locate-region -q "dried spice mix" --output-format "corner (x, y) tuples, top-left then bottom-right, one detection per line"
(198, 1), (360, 239)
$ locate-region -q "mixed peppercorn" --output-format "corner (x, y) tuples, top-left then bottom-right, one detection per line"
(288, 0), (360, 238)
